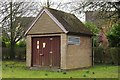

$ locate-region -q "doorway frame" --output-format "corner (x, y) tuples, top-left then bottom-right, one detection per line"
(31, 36), (61, 68)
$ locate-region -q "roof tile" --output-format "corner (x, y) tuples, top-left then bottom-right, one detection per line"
(46, 8), (93, 36)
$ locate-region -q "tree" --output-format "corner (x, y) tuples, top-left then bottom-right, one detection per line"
(64, 1), (120, 30)
(66, 1), (120, 41)
(69, 1), (120, 19)
(0, 2), (40, 59)
(65, 1), (120, 64)
(37, 0), (53, 8)
(107, 23), (120, 47)
(0, 1), (64, 59)
(85, 22), (100, 47)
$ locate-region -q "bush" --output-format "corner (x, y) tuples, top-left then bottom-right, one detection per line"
(2, 42), (6, 47)
(2, 47), (26, 60)
(16, 40), (26, 47)
(94, 47), (119, 65)
(94, 47), (104, 63)
(110, 48), (120, 65)
(107, 23), (120, 47)
(15, 47), (26, 60)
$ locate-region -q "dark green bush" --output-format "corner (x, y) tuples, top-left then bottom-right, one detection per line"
(15, 47), (26, 60)
(94, 47), (104, 63)
(110, 48), (120, 65)
(107, 23), (120, 47)
(2, 47), (26, 60)
(94, 47), (120, 65)
(2, 48), (10, 59)
(2, 42), (6, 47)
(16, 40), (26, 47)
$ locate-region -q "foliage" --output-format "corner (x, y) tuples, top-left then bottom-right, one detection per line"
(1, 2), (40, 44)
(94, 47), (104, 63)
(16, 40), (26, 47)
(67, 1), (120, 23)
(0, 2), (40, 59)
(85, 22), (99, 35)
(110, 48), (120, 65)
(107, 23), (120, 47)
(85, 22), (100, 47)
(64, 1), (120, 35)
(2, 61), (118, 78)
(0, 36), (9, 47)
(0, 1), (66, 59)
(94, 47), (120, 65)
(2, 47), (26, 60)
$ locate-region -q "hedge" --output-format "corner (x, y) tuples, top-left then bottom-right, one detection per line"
(110, 48), (120, 65)
(94, 47), (120, 65)
(2, 47), (120, 65)
(2, 47), (26, 60)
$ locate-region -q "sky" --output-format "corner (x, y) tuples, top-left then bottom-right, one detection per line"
(1, 0), (86, 22)
(3, 0), (119, 2)
(4, 0), (70, 3)
(3, 0), (119, 22)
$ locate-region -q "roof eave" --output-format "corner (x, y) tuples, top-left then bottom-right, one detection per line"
(67, 32), (94, 36)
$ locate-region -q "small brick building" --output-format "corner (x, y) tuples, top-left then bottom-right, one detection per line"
(25, 7), (93, 70)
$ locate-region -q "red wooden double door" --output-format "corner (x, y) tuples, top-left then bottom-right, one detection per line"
(32, 36), (60, 68)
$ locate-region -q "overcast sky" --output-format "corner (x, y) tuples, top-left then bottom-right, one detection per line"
(16, 0), (86, 22)
(5, 0), (71, 3)
(4, 0), (119, 2)
(1, 0), (86, 22)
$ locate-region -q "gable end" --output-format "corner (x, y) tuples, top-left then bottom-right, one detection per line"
(25, 8), (68, 35)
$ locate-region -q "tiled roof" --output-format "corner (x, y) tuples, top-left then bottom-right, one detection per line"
(46, 8), (93, 36)
(25, 7), (93, 36)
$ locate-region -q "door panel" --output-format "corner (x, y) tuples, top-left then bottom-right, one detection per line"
(32, 36), (60, 68)
(42, 37), (50, 66)
(50, 37), (60, 67)
(32, 38), (40, 66)
(39, 38), (43, 66)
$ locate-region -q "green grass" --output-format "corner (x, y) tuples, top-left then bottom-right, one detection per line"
(0, 61), (1, 78)
(2, 60), (119, 78)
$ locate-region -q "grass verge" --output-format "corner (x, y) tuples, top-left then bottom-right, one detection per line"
(2, 60), (119, 78)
